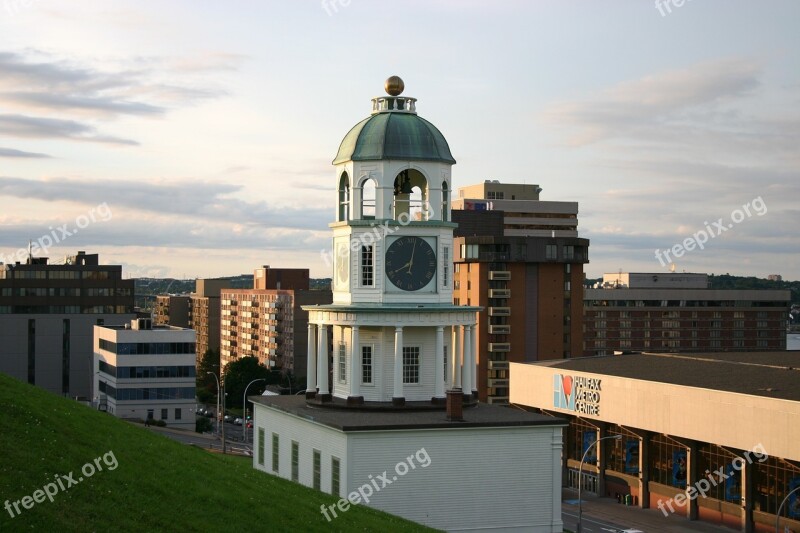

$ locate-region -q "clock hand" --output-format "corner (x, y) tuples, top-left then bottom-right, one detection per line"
(406, 241), (417, 273)
(390, 262), (411, 275)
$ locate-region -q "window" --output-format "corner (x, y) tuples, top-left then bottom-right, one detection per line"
(487, 191), (504, 200)
(258, 428), (265, 466)
(313, 449), (321, 491)
(331, 457), (340, 496)
(442, 247), (449, 287)
(443, 345), (448, 381)
(545, 244), (557, 260)
(291, 441), (299, 482)
(402, 347), (420, 384)
(161, 408), (168, 420)
(338, 342), (346, 384)
(563, 246), (574, 260)
(360, 245), (373, 286)
(272, 433), (280, 473)
(361, 346), (372, 384)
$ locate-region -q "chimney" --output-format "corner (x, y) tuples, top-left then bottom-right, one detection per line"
(446, 389), (463, 421)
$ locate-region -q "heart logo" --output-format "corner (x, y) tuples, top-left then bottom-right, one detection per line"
(562, 375), (573, 399)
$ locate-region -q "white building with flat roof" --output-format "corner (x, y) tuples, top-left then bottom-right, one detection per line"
(94, 318), (196, 430)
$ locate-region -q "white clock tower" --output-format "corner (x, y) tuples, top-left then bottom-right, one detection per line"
(305, 76), (480, 406)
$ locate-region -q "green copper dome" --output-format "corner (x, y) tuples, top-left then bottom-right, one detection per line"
(333, 112), (456, 165)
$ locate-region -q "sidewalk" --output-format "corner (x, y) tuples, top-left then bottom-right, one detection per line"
(563, 489), (739, 533)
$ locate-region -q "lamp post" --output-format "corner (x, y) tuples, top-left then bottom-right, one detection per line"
(206, 372), (220, 436)
(776, 485), (800, 532)
(243, 378), (266, 444)
(577, 434), (622, 533)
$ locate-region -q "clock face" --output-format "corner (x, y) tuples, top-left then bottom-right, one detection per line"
(385, 236), (436, 291)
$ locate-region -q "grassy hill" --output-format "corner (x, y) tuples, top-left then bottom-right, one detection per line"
(0, 373), (435, 532)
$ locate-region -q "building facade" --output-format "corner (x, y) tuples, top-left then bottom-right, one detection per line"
(451, 182), (589, 404)
(0, 251), (135, 399)
(94, 318), (196, 430)
(511, 352), (800, 533)
(189, 278), (231, 362)
(583, 272), (789, 355)
(220, 266), (331, 379)
(154, 295), (190, 328)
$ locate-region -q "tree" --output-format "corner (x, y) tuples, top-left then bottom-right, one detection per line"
(196, 349), (220, 405)
(222, 356), (278, 410)
(195, 416), (213, 434)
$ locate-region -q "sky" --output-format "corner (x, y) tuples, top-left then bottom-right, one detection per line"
(0, 0), (798, 280)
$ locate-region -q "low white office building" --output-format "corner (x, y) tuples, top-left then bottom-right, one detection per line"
(94, 318), (196, 430)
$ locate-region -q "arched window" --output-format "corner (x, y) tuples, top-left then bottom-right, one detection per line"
(392, 169), (428, 221)
(361, 178), (376, 219)
(441, 181), (449, 221)
(338, 172), (350, 221)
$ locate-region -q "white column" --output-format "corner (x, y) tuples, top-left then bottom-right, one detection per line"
(317, 324), (329, 397)
(434, 326), (445, 399)
(350, 325), (361, 398)
(462, 325), (472, 397)
(306, 323), (317, 394)
(454, 325), (462, 389)
(471, 322), (478, 395)
(393, 326), (404, 402)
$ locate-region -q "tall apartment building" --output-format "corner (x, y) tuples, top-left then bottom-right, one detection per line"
(154, 295), (191, 328)
(0, 251), (135, 399)
(220, 266), (331, 380)
(189, 278), (231, 362)
(452, 181), (589, 404)
(583, 272), (790, 355)
(94, 317), (196, 430)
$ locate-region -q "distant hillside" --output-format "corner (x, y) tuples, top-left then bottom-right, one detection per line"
(134, 276), (331, 310)
(0, 372), (434, 532)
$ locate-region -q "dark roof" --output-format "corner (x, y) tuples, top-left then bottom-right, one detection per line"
(333, 112), (456, 165)
(542, 351), (800, 402)
(250, 396), (566, 432)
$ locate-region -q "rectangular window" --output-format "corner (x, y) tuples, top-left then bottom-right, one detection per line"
(161, 408), (168, 420)
(331, 457), (340, 496)
(174, 408), (181, 420)
(291, 441), (299, 482)
(258, 428), (265, 466)
(403, 346), (420, 384)
(361, 345), (372, 384)
(442, 247), (449, 287)
(360, 245), (373, 286)
(338, 342), (346, 384)
(313, 449), (321, 491)
(545, 244), (557, 260)
(272, 433), (280, 473)
(563, 246), (574, 260)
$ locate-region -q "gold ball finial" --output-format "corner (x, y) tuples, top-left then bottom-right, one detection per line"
(385, 76), (404, 96)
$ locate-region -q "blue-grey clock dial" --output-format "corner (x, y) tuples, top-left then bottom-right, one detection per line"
(385, 237), (436, 291)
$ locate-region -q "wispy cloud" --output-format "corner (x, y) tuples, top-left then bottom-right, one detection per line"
(0, 114), (138, 145)
(0, 147), (50, 158)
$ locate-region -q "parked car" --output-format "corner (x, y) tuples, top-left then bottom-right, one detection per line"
(224, 414), (235, 423)
(234, 418), (243, 426)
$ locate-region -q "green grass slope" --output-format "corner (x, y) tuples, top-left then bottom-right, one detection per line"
(0, 373), (436, 532)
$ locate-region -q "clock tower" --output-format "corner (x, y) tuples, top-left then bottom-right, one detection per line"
(305, 77), (480, 406)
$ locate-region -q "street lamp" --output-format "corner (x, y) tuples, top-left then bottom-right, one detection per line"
(243, 378), (266, 444)
(577, 434), (622, 533)
(776, 485), (800, 532)
(206, 372), (220, 436)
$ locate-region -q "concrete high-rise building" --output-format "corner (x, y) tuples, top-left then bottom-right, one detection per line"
(154, 295), (190, 328)
(220, 266), (331, 380)
(583, 272), (790, 355)
(451, 181), (589, 404)
(0, 251), (135, 399)
(94, 317), (196, 430)
(189, 278), (231, 363)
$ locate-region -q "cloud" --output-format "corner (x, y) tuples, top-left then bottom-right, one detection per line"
(0, 147), (50, 158)
(0, 114), (138, 145)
